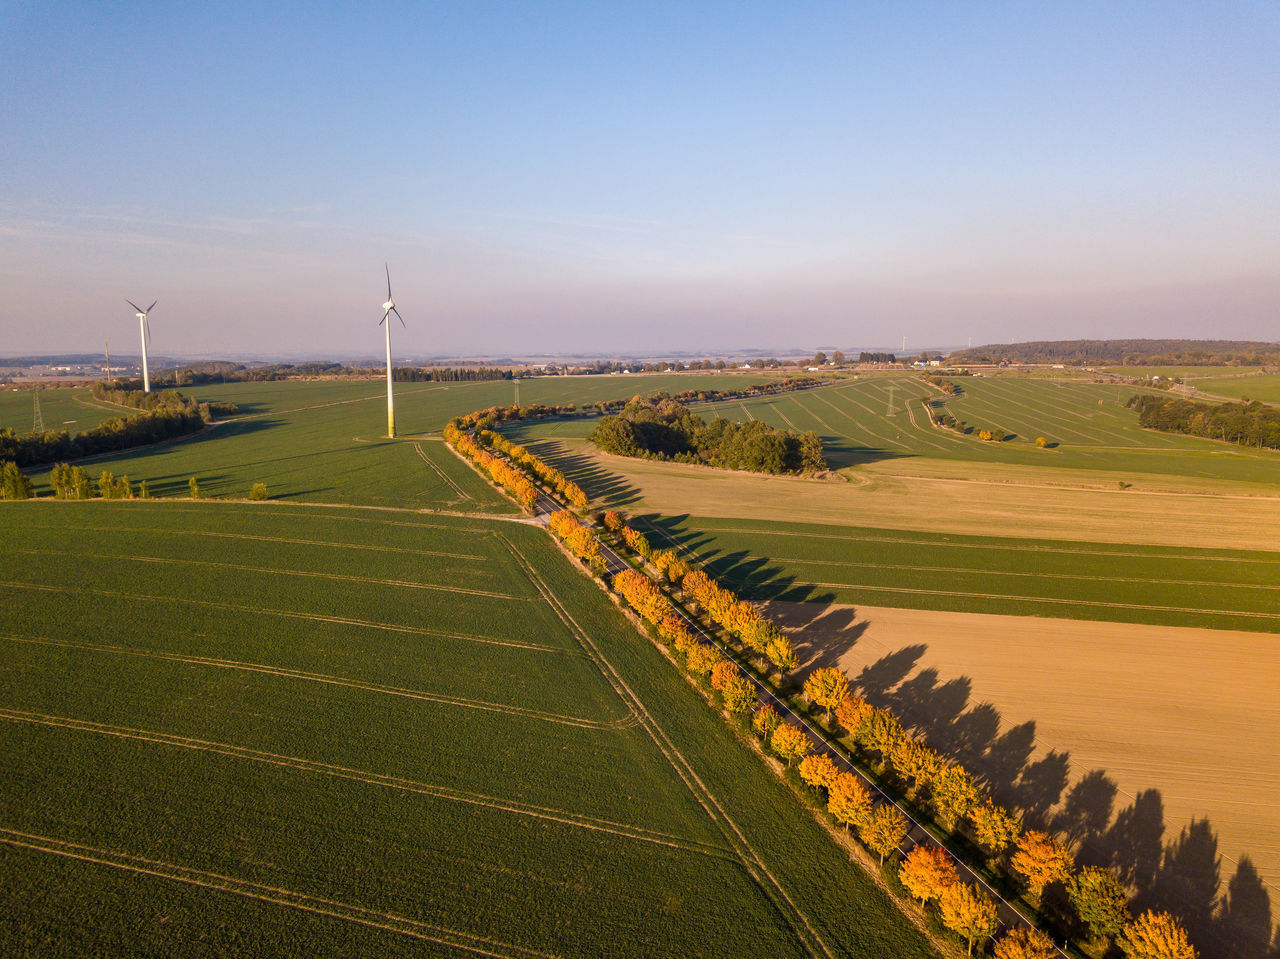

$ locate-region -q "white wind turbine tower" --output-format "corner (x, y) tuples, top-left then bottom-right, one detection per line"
(126, 299), (157, 392)
(379, 265), (405, 438)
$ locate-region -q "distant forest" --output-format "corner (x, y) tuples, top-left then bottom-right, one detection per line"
(949, 339), (1280, 367)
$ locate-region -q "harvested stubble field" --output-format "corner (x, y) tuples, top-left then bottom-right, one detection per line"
(1184, 372), (1280, 405)
(0, 501), (938, 958)
(764, 601), (1280, 901)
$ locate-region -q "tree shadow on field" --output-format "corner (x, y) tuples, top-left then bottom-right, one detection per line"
(526, 441), (642, 507)
(795, 625), (1271, 959)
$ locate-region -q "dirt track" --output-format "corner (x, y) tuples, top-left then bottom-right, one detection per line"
(767, 601), (1280, 894)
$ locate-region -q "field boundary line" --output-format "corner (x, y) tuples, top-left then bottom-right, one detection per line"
(738, 554), (1280, 593)
(500, 535), (833, 959)
(0, 828), (558, 959)
(12, 548), (527, 602)
(693, 524), (1280, 562)
(0, 710), (730, 857)
(0, 635), (637, 731)
(0, 581), (578, 654)
(782, 580), (1280, 620)
(415, 441), (474, 501)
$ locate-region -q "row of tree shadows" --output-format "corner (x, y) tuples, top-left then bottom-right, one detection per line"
(532, 438), (1276, 957)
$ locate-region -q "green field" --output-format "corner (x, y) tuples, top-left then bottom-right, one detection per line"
(0, 501), (938, 958)
(14, 374), (794, 505)
(1186, 372), (1280, 405)
(0, 387), (135, 434)
(515, 373), (1280, 485)
(632, 514), (1280, 634)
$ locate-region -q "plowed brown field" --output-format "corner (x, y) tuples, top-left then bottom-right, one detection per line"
(769, 601), (1280, 893)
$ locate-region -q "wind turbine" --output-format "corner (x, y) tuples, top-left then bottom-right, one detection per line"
(379, 265), (405, 438)
(126, 299), (157, 392)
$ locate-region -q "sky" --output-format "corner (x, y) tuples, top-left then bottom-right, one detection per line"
(1, 1), (1277, 358)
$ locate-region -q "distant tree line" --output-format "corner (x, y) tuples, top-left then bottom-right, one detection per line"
(951, 339), (1280, 367)
(588, 395), (827, 475)
(0, 388), (225, 467)
(1128, 394), (1280, 450)
(391, 366), (514, 382)
(859, 352), (899, 364)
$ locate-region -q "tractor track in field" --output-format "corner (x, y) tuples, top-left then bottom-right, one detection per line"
(0, 710), (730, 858)
(0, 635), (637, 731)
(0, 581), (577, 655)
(500, 534), (834, 959)
(415, 441), (474, 501)
(0, 828), (561, 959)
(12, 548), (527, 602)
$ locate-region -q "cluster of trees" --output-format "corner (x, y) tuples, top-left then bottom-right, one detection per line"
(1, 403), (208, 468)
(548, 509), (603, 573)
(476, 430), (587, 507)
(1128, 395), (1280, 450)
(859, 352), (899, 364)
(949, 339), (1280, 368)
(589, 395), (827, 475)
(93, 382), (240, 418)
(926, 404), (1012, 443)
(445, 426), (537, 511)
(449, 402), (578, 434)
(924, 375), (963, 395)
(1, 461), (33, 499)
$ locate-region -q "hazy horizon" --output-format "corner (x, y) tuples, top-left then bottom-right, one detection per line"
(3, 2), (1277, 356)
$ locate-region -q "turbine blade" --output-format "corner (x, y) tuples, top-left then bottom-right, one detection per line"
(145, 318), (151, 344)
(379, 312), (388, 326)
(146, 300), (157, 313)
(392, 306), (405, 328)
(126, 299), (143, 313)
(385, 263), (392, 299)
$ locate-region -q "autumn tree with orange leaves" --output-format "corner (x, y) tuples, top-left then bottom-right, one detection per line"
(898, 844), (959, 904)
(798, 754), (838, 793)
(828, 772), (873, 832)
(1012, 830), (1075, 895)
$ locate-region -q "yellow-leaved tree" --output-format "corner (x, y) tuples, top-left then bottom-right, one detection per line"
(970, 801), (1021, 856)
(939, 882), (999, 956)
(1118, 911), (1197, 959)
(862, 803), (909, 865)
(803, 667), (851, 722)
(771, 723), (812, 768)
(993, 926), (1058, 959)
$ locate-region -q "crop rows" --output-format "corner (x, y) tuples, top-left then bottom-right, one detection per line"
(637, 514), (1280, 633)
(0, 501), (938, 957)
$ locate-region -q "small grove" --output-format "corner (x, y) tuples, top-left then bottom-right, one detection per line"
(589, 394), (828, 475)
(1128, 393), (1280, 450)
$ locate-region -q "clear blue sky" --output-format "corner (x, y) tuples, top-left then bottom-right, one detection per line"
(2, 1), (1277, 357)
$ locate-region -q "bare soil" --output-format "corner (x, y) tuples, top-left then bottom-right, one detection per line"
(767, 601), (1280, 893)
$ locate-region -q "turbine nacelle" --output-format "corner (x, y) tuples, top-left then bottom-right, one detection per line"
(379, 265), (405, 327)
